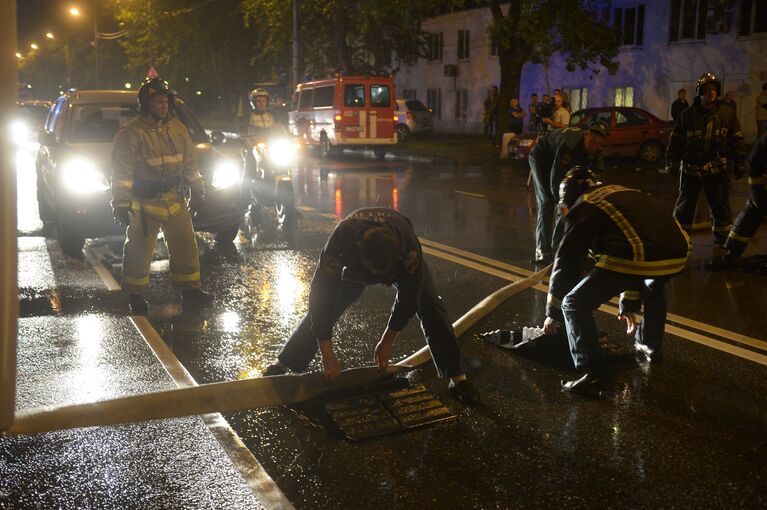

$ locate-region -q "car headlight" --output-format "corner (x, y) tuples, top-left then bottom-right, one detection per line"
(212, 159), (242, 189)
(59, 157), (110, 194)
(267, 138), (298, 167)
(10, 120), (31, 146)
(518, 139), (534, 147)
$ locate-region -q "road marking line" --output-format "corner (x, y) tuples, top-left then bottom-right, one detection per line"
(454, 190), (486, 198)
(83, 245), (121, 291)
(422, 240), (767, 364)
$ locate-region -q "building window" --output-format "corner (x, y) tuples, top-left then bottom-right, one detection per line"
(614, 86), (634, 107)
(427, 32), (443, 62)
(455, 89), (468, 120)
(427, 88), (442, 119)
(669, 0), (708, 42)
(457, 29), (470, 60)
(402, 89), (417, 100)
(565, 87), (589, 111)
(614, 5), (645, 45)
(739, 0), (767, 36)
(490, 35), (499, 57)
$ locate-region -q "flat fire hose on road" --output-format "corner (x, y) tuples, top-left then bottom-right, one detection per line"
(5, 265), (550, 435)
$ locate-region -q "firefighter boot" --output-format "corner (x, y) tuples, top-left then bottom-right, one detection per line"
(448, 379), (480, 405)
(181, 288), (214, 309)
(129, 294), (149, 316)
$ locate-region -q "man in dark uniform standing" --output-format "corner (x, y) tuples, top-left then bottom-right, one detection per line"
(671, 88), (689, 122)
(710, 132), (767, 270)
(543, 167), (691, 392)
(529, 120), (609, 264)
(666, 72), (747, 255)
(262, 207), (480, 404)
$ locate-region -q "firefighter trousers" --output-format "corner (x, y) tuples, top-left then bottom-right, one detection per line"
(725, 186), (767, 256)
(673, 170), (732, 246)
(561, 268), (669, 370)
(530, 156), (564, 258)
(276, 262), (464, 378)
(122, 206), (201, 294)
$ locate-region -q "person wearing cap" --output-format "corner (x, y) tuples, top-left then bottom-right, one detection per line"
(111, 78), (213, 315)
(666, 72), (747, 256)
(528, 120), (609, 264)
(261, 207), (480, 405)
(543, 166), (691, 393)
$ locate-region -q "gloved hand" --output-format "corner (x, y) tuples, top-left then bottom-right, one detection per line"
(665, 161), (679, 177)
(113, 206), (131, 227)
(189, 188), (205, 215)
(734, 162), (748, 180)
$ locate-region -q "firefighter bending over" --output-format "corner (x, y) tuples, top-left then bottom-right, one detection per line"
(111, 78), (213, 315)
(544, 167), (691, 393)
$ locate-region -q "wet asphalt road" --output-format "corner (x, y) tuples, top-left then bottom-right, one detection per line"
(12, 144), (767, 508)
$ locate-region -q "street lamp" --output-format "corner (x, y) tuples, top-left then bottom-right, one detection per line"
(68, 5), (100, 88)
(46, 33), (55, 40)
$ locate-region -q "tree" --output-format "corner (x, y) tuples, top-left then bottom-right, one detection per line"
(485, 0), (621, 140)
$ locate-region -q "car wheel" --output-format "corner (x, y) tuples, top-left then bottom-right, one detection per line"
(396, 125), (409, 143)
(373, 148), (388, 160)
(638, 141), (664, 163)
(214, 222), (239, 244)
(319, 134), (331, 159)
(58, 220), (85, 258)
(275, 181), (297, 227)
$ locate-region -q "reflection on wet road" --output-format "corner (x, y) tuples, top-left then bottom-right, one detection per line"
(16, 146), (767, 507)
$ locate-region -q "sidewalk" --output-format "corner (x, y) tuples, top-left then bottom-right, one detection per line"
(3, 166), (289, 507)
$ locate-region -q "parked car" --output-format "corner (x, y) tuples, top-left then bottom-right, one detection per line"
(35, 89), (246, 257)
(12, 100), (53, 147)
(508, 106), (673, 163)
(288, 75), (397, 159)
(395, 98), (433, 142)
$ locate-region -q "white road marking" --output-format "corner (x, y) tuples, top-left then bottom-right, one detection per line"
(454, 190), (486, 198)
(83, 245), (121, 291)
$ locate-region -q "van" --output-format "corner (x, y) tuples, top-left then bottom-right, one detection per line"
(289, 75), (397, 159)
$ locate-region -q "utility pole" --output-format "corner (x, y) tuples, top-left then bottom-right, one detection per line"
(292, 0), (299, 90)
(94, 21), (99, 88)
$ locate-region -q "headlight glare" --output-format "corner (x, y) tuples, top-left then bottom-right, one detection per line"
(212, 159), (241, 189)
(268, 138), (297, 167)
(60, 157), (110, 194)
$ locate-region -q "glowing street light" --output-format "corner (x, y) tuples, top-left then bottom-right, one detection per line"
(69, 7), (81, 16)
(15, 52), (22, 59)
(29, 43), (38, 50)
(46, 33), (55, 39)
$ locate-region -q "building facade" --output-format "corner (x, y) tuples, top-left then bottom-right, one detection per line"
(394, 1), (767, 141)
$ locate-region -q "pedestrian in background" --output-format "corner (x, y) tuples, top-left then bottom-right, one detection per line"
(536, 94), (553, 134)
(111, 78), (213, 316)
(666, 72), (747, 256)
(528, 120), (609, 264)
(528, 93), (540, 133)
(483, 86), (499, 144)
(542, 93), (570, 130)
(508, 97), (525, 135)
(671, 88), (689, 122)
(722, 91), (737, 113)
(262, 207), (480, 405)
(756, 83), (767, 140)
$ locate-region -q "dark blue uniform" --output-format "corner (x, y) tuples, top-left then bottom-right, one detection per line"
(276, 208), (463, 378)
(725, 133), (767, 255)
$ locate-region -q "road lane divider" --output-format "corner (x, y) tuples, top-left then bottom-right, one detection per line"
(454, 190), (486, 198)
(83, 245), (121, 291)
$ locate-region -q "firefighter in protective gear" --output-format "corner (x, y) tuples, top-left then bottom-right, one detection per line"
(261, 207), (480, 405)
(111, 78), (212, 315)
(529, 120), (608, 264)
(247, 88), (276, 136)
(666, 72), (747, 250)
(543, 166), (691, 393)
(709, 132), (766, 270)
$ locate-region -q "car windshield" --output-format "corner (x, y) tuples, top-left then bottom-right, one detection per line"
(405, 100), (428, 111)
(69, 101), (209, 144)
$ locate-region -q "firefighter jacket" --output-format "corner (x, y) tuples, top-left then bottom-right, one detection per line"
(530, 127), (605, 189)
(666, 99), (746, 175)
(111, 114), (204, 222)
(546, 184), (691, 321)
(248, 110), (275, 136)
(308, 208), (423, 340)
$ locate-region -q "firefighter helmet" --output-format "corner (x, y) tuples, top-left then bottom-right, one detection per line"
(695, 72), (721, 98)
(559, 165), (602, 208)
(249, 88), (270, 109)
(137, 78), (175, 113)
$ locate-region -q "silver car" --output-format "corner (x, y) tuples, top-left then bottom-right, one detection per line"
(395, 99), (433, 142)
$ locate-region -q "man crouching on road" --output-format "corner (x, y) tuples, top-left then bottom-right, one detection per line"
(543, 167), (691, 392)
(262, 207), (480, 405)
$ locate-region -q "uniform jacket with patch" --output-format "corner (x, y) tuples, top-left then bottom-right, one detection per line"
(309, 208), (422, 340)
(547, 185), (691, 321)
(111, 114), (203, 221)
